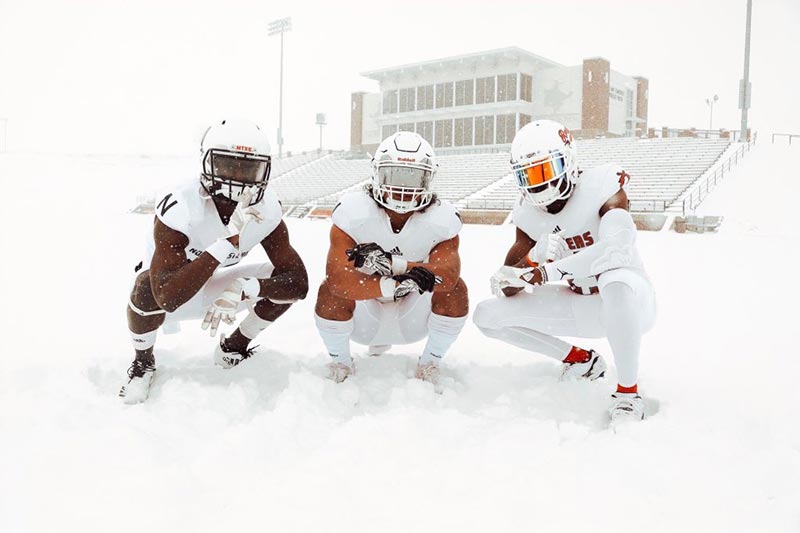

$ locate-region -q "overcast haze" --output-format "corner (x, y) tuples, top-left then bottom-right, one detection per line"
(0, 0), (797, 155)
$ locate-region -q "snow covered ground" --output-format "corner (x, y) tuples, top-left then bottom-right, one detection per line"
(1, 142), (798, 532)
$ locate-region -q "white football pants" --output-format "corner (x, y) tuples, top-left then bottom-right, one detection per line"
(351, 291), (434, 346)
(155, 262), (273, 326)
(472, 268), (656, 387)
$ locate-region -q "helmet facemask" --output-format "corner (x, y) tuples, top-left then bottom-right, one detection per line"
(513, 150), (575, 207)
(372, 155), (434, 214)
(201, 149), (271, 206)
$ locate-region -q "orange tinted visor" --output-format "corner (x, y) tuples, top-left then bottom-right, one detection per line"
(513, 155), (567, 188)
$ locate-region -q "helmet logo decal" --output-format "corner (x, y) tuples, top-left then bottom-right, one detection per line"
(234, 145), (254, 153)
(397, 157), (416, 163)
(558, 128), (573, 146)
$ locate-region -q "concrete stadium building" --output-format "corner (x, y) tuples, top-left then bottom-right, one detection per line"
(351, 47), (649, 154)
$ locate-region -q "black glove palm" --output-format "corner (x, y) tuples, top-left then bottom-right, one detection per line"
(391, 266), (442, 299)
(345, 242), (392, 276)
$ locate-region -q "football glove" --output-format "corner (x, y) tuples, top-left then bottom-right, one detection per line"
(201, 279), (243, 337)
(345, 242), (393, 276)
(391, 266), (441, 300)
(227, 186), (266, 252)
(490, 265), (536, 297)
(528, 233), (570, 265)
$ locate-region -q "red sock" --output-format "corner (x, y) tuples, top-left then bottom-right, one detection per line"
(616, 384), (638, 394)
(562, 346), (591, 364)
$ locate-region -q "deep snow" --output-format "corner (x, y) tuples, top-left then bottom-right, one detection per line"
(1, 143), (798, 533)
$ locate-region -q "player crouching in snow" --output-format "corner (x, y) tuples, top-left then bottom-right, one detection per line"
(472, 120), (657, 425)
(315, 132), (468, 389)
(120, 119), (308, 403)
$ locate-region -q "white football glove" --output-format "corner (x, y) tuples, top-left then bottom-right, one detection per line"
(201, 279), (243, 337)
(227, 186), (266, 253)
(529, 233), (570, 265)
(490, 265), (534, 297)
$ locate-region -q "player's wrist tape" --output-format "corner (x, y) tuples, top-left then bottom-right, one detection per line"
(240, 277), (261, 299)
(205, 239), (237, 264)
(541, 264), (556, 282)
(379, 276), (396, 299)
(391, 257), (408, 276)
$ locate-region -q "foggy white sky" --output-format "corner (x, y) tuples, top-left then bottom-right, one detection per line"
(0, 0), (797, 156)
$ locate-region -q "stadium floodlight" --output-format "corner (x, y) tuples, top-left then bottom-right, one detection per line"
(269, 17), (292, 158)
(705, 94), (719, 134)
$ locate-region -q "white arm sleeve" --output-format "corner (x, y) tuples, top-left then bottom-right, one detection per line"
(543, 209), (638, 281)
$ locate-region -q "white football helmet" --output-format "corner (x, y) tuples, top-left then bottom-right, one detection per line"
(200, 119), (272, 205)
(510, 119), (579, 207)
(370, 132), (437, 213)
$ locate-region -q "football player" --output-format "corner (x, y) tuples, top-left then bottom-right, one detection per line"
(315, 131), (468, 389)
(120, 119), (308, 403)
(473, 119), (657, 425)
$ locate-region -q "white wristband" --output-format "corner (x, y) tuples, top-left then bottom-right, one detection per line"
(379, 276), (396, 299)
(205, 238), (237, 264)
(391, 257), (408, 276)
(240, 277), (261, 299)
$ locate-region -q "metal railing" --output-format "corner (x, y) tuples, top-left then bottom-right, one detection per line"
(680, 132), (757, 215)
(650, 127), (748, 141)
(771, 133), (800, 145)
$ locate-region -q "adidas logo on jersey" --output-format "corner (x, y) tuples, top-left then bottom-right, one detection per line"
(552, 225), (562, 233)
(388, 246), (403, 256)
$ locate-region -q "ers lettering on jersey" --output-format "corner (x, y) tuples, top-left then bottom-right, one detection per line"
(565, 231), (594, 251)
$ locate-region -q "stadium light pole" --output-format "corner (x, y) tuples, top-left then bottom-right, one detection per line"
(315, 113), (327, 152)
(268, 17), (292, 158)
(705, 94), (718, 135)
(739, 0), (752, 141)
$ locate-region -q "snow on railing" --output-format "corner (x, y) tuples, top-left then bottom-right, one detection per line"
(680, 132), (757, 215)
(771, 133), (800, 145)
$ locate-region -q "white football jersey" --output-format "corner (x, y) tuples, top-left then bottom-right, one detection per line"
(140, 180), (283, 271)
(512, 164), (644, 294)
(332, 190), (462, 264)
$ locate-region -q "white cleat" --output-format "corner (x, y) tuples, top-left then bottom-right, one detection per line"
(560, 349), (607, 381)
(214, 334), (257, 369)
(368, 344), (391, 356)
(415, 361), (442, 393)
(609, 392), (645, 426)
(326, 361), (355, 383)
(119, 359), (156, 404)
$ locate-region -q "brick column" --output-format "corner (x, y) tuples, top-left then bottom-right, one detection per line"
(634, 77), (649, 137)
(581, 58), (610, 133)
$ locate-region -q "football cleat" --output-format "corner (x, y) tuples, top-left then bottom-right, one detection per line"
(560, 349), (606, 381)
(214, 335), (258, 369)
(326, 361), (355, 383)
(609, 392), (645, 426)
(415, 361), (442, 393)
(119, 358), (156, 404)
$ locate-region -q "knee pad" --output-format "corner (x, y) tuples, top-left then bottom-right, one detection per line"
(472, 299), (500, 330)
(597, 268), (641, 294)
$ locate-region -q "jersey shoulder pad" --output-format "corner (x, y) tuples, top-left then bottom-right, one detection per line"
(581, 163), (628, 202)
(511, 199), (542, 239)
(331, 191), (379, 235)
(153, 181), (197, 236)
(255, 187), (284, 237)
(421, 199), (462, 240)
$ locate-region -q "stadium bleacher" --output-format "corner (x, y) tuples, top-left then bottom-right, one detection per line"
(277, 137), (732, 215)
(129, 138), (735, 217)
